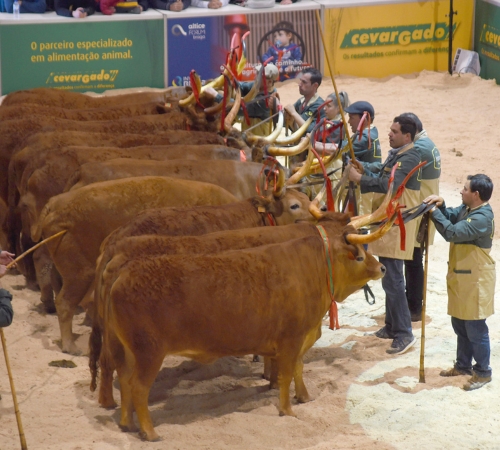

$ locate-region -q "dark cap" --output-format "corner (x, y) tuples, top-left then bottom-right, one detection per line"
(344, 101), (375, 119)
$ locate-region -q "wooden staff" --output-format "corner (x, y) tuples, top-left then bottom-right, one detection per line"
(314, 9), (356, 163)
(4, 230), (67, 273)
(1, 327), (28, 449)
(0, 230), (66, 449)
(419, 213), (431, 383)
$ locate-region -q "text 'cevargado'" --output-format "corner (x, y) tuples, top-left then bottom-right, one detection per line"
(46, 69), (119, 85)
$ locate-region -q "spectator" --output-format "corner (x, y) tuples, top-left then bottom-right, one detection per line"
(191, 0), (228, 8)
(4, 0), (46, 13)
(54, 0), (94, 17)
(149, 0), (189, 11)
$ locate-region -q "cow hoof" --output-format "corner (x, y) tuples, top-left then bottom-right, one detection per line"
(100, 401), (117, 410)
(42, 300), (56, 314)
(252, 355), (260, 362)
(139, 430), (161, 442)
(279, 409), (297, 418)
(62, 344), (81, 356)
(295, 394), (310, 404)
(119, 423), (138, 433)
(268, 381), (279, 390)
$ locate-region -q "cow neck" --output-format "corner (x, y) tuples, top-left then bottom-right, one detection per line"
(315, 224), (339, 330)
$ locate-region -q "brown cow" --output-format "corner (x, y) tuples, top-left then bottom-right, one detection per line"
(67, 158), (265, 199)
(34, 176), (238, 355)
(20, 146), (243, 237)
(1, 87), (190, 108)
(89, 212), (386, 441)
(0, 102), (169, 122)
(3, 120), (225, 206)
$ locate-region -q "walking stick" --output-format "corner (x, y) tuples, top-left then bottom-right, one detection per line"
(1, 328), (28, 449)
(3, 230), (67, 274)
(419, 213), (431, 383)
(0, 231), (66, 449)
(314, 9), (355, 162)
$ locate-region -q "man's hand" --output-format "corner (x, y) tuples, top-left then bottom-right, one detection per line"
(207, 0), (222, 8)
(424, 194), (444, 211)
(0, 251), (14, 266)
(348, 164), (362, 183)
(169, 0), (183, 11)
(350, 159), (364, 175)
(72, 7), (88, 17)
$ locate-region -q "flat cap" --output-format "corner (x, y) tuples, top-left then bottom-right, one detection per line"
(344, 101), (375, 119)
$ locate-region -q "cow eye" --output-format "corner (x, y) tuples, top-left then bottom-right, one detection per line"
(290, 204), (299, 210)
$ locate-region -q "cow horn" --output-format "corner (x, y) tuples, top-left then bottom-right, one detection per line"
(308, 185), (326, 219)
(179, 74), (225, 108)
(345, 209), (398, 244)
(273, 162), (286, 198)
(274, 117), (313, 145)
(266, 134), (310, 157)
(285, 141), (314, 186)
(224, 86), (242, 133)
(349, 175), (396, 229)
(245, 109), (284, 145)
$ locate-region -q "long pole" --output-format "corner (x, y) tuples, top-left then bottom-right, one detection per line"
(1, 328), (28, 449)
(419, 214), (431, 383)
(448, 0), (454, 75)
(314, 10), (356, 163)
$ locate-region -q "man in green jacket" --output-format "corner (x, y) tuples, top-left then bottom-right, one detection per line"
(425, 174), (495, 391)
(400, 113), (441, 322)
(349, 115), (421, 355)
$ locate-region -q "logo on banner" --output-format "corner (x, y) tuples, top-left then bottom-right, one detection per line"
(45, 69), (119, 87)
(480, 24), (500, 50)
(340, 22), (456, 48)
(171, 23), (206, 41)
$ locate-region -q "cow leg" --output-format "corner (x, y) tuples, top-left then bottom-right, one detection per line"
(98, 331), (122, 409)
(33, 246), (55, 313)
(293, 358), (310, 404)
(293, 324), (321, 404)
(131, 352), (165, 441)
(54, 277), (91, 354)
(266, 358), (280, 390)
(276, 347), (300, 417)
(116, 347), (138, 434)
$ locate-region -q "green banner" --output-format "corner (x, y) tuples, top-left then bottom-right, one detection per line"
(475, 0), (500, 84)
(0, 20), (164, 94)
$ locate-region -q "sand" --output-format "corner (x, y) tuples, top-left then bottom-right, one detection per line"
(0, 70), (499, 449)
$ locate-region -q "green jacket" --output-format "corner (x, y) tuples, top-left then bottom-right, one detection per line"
(0, 288), (13, 328)
(293, 93), (326, 133)
(342, 125), (382, 163)
(413, 130), (441, 246)
(432, 202), (495, 320)
(361, 143), (421, 259)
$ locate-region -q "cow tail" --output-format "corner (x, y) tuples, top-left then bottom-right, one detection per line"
(88, 321), (102, 392)
(32, 202), (51, 242)
(63, 168), (82, 192)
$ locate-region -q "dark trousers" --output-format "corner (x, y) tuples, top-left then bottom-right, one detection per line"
(405, 246), (424, 314)
(451, 317), (492, 378)
(379, 256), (413, 339)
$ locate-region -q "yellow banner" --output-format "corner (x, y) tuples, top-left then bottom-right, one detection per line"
(325, 0), (474, 78)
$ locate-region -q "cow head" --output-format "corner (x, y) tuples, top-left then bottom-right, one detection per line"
(250, 189), (313, 225)
(316, 212), (386, 303)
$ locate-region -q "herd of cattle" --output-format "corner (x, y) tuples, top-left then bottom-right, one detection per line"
(0, 85), (395, 441)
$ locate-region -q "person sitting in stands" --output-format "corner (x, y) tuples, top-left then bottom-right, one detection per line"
(4, 0), (46, 13)
(54, 0), (94, 17)
(149, 0), (188, 11)
(98, 0), (148, 14)
(191, 0), (228, 7)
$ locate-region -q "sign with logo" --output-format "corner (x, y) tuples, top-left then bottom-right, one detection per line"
(475, 0), (500, 83)
(0, 20), (164, 95)
(324, 0), (474, 78)
(166, 10), (321, 86)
